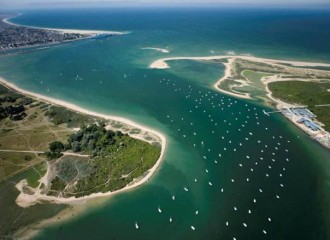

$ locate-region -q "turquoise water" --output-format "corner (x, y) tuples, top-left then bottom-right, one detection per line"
(1, 7), (330, 239)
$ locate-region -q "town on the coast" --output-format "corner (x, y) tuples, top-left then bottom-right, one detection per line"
(0, 15), (120, 51)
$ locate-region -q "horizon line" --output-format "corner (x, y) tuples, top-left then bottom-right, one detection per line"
(2, 3), (330, 10)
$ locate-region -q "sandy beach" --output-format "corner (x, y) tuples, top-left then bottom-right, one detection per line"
(150, 55), (330, 99)
(150, 55), (330, 69)
(0, 76), (167, 207)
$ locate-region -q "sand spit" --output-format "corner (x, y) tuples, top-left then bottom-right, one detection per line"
(3, 17), (127, 36)
(149, 55), (330, 99)
(0, 76), (167, 207)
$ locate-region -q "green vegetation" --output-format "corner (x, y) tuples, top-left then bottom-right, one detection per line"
(49, 176), (67, 194)
(55, 156), (92, 183)
(26, 163), (47, 188)
(74, 135), (160, 196)
(0, 83), (162, 201)
(45, 106), (94, 127)
(216, 58), (330, 101)
(49, 141), (64, 152)
(47, 124), (161, 198)
(67, 124), (119, 154)
(45, 141), (64, 160)
(269, 81), (330, 131)
(0, 84), (74, 181)
(242, 70), (271, 82)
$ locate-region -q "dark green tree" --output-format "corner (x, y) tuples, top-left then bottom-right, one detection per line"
(49, 141), (64, 153)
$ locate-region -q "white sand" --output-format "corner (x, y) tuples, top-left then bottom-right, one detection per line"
(0, 76), (167, 207)
(3, 17), (127, 36)
(141, 47), (170, 53)
(149, 55), (330, 70)
(212, 57), (252, 99)
(149, 55), (330, 99)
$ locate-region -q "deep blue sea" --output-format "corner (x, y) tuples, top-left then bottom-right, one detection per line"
(1, 7), (330, 240)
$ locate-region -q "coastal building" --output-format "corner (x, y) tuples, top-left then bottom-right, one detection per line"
(291, 108), (316, 119)
(297, 118), (319, 131)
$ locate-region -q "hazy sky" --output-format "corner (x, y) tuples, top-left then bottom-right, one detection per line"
(1, 0), (330, 9)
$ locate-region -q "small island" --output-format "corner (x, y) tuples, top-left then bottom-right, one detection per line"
(0, 78), (165, 208)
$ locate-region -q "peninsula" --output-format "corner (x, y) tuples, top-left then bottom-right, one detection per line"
(0, 76), (166, 209)
(0, 15), (125, 51)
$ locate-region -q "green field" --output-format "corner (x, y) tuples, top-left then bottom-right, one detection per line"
(0, 84), (74, 181)
(268, 81), (330, 131)
(26, 162), (47, 188)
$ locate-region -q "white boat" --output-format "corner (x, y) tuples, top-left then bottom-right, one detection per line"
(169, 217), (172, 222)
(172, 195), (175, 200)
(184, 187), (189, 192)
(191, 226), (195, 230)
(135, 222), (139, 229)
(158, 207), (162, 213)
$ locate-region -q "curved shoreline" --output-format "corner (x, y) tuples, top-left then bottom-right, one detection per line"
(0, 76), (167, 206)
(149, 55), (330, 150)
(149, 55), (330, 69)
(149, 55), (330, 99)
(3, 17), (128, 36)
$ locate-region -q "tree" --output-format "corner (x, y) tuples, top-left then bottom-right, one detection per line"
(116, 131), (123, 137)
(49, 141), (64, 153)
(71, 141), (81, 152)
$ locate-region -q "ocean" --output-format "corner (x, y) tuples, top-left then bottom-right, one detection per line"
(0, 7), (330, 239)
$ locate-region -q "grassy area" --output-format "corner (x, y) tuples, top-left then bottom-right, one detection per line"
(268, 81), (330, 131)
(0, 84), (162, 199)
(46, 105), (94, 128)
(25, 162), (47, 188)
(0, 152), (38, 181)
(217, 58), (330, 102)
(0, 83), (81, 180)
(242, 70), (271, 82)
(48, 125), (161, 198)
